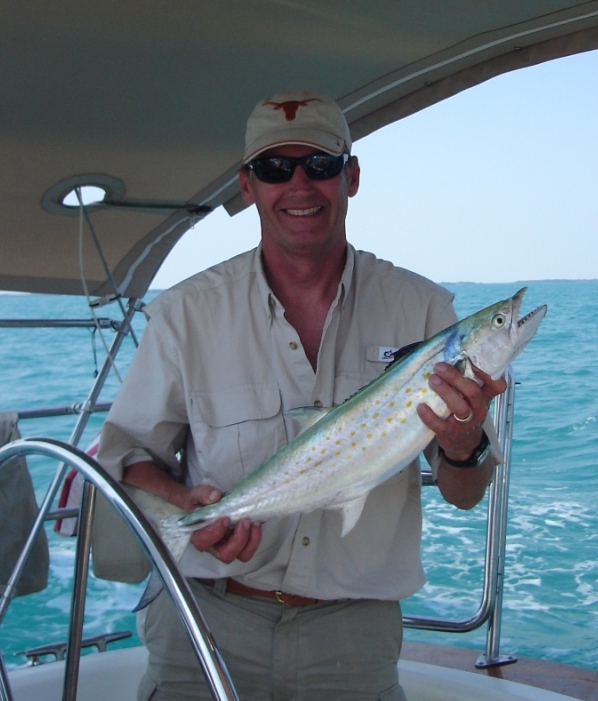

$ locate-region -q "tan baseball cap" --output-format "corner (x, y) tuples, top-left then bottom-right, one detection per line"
(243, 90), (352, 163)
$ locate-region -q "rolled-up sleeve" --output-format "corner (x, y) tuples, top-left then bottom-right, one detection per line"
(97, 311), (189, 481)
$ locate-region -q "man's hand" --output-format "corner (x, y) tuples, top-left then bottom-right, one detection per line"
(416, 362), (506, 462)
(185, 485), (263, 564)
(416, 362), (507, 509)
(123, 463), (262, 564)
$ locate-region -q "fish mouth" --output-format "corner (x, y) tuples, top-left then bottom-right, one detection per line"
(512, 287), (547, 349)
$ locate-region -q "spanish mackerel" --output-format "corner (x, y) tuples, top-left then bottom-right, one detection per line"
(127, 287), (545, 608)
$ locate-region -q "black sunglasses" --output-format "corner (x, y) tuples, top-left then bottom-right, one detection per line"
(247, 152), (350, 184)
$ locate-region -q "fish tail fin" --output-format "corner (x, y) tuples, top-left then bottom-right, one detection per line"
(122, 484), (195, 610)
(133, 568), (163, 611)
(132, 522), (194, 611)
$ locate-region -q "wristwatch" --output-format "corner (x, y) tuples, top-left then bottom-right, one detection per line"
(439, 430), (491, 468)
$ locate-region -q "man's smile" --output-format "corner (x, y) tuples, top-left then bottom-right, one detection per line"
(284, 206), (323, 216)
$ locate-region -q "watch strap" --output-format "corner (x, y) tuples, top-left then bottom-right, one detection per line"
(439, 430), (490, 468)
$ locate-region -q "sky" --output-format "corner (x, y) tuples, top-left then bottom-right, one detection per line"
(151, 50), (598, 289)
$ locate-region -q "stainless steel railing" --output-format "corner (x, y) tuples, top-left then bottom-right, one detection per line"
(0, 438), (239, 701)
(2, 299), (142, 449)
(404, 367), (516, 668)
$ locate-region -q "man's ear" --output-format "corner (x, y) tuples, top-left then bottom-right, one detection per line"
(347, 156), (360, 198)
(238, 167), (255, 205)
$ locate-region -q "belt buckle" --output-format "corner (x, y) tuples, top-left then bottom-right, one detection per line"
(275, 590), (285, 604)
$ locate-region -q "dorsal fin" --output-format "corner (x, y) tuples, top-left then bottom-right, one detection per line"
(287, 341), (425, 429)
(326, 340), (427, 409)
(384, 341), (423, 370)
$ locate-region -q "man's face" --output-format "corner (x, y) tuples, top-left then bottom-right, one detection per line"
(239, 144), (360, 259)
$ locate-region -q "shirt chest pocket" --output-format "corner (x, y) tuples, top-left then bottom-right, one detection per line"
(189, 383), (287, 491)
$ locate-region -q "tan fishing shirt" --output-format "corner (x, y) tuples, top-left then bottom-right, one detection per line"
(98, 244), (498, 600)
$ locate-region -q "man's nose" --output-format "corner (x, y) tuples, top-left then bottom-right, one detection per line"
(287, 163), (314, 190)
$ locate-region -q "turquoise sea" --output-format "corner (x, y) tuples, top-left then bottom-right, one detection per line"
(0, 280), (597, 671)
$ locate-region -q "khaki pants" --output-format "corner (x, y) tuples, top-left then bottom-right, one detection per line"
(137, 578), (406, 701)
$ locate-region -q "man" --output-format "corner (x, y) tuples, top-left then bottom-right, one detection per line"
(98, 90), (505, 701)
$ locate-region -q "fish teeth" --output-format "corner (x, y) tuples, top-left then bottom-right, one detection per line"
(518, 307), (543, 326)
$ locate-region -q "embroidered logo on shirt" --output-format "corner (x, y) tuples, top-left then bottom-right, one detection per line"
(378, 346), (400, 362)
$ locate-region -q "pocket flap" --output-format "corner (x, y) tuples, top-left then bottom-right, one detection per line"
(194, 383), (281, 427)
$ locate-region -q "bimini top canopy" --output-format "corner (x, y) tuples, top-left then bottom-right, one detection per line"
(2, 1), (598, 298)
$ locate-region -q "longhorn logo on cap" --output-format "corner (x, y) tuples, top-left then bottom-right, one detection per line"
(263, 98), (321, 121)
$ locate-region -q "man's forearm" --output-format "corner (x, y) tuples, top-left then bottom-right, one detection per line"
(123, 461), (193, 511)
(435, 457), (495, 510)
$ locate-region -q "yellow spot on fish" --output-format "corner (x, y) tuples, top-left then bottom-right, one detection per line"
(421, 388), (428, 394)
(360, 423), (366, 429)
(381, 431), (387, 438)
(335, 440), (341, 445)
(350, 430), (356, 437)
(373, 412), (379, 419)
(320, 449), (326, 455)
(401, 418), (407, 424)
(352, 442), (357, 448)
(389, 401), (395, 408)
(336, 451), (341, 456)
(424, 372), (431, 380)
(406, 401), (412, 408)
(362, 446), (367, 452)
(406, 388), (412, 394)
(367, 432), (373, 439)
(387, 417), (393, 423)
(299, 469), (305, 474)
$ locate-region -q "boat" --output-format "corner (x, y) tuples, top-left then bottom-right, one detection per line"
(1, 3), (598, 699)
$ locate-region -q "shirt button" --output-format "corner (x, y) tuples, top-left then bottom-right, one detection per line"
(289, 341), (298, 350)
(302, 537), (310, 546)
(313, 400), (323, 407)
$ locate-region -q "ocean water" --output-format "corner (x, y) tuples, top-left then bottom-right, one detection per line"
(0, 280), (597, 671)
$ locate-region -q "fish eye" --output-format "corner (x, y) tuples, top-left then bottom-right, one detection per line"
(492, 313), (507, 328)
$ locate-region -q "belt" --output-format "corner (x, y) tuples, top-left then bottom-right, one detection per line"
(199, 578), (327, 606)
